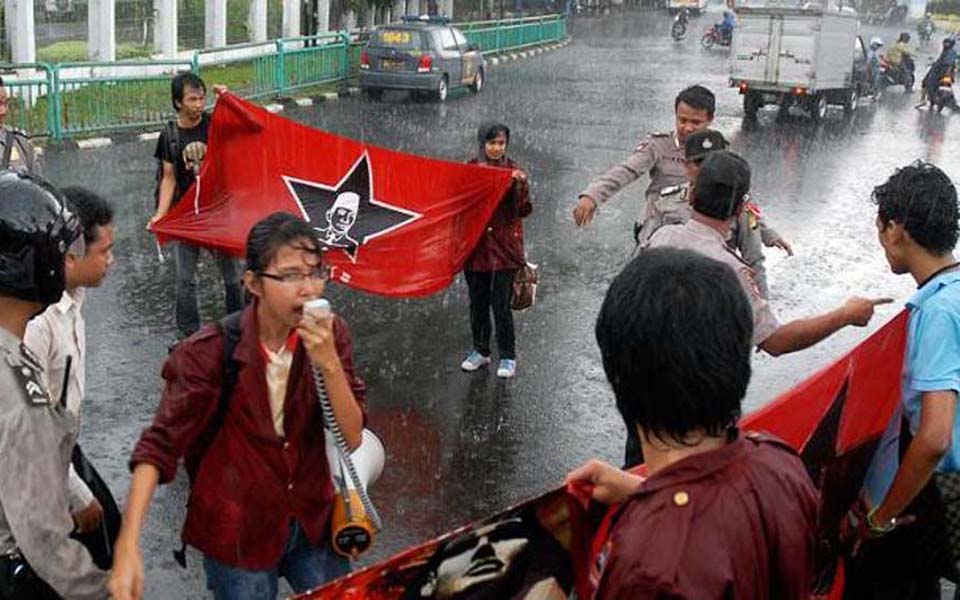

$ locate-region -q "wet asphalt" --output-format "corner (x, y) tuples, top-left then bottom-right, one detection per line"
(40, 7), (960, 597)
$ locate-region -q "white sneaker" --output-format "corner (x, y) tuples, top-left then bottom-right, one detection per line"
(461, 351), (491, 371)
(496, 359), (517, 379)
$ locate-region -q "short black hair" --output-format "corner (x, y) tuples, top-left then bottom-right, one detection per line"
(245, 212), (322, 274)
(690, 150), (751, 220)
(60, 186), (114, 247)
(675, 85), (716, 118)
(595, 248), (752, 444)
(171, 72), (206, 111)
(873, 161), (958, 255)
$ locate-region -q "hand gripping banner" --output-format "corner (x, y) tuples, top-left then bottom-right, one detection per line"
(151, 94), (515, 297)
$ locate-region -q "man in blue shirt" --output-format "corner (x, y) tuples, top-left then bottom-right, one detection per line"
(849, 161), (960, 598)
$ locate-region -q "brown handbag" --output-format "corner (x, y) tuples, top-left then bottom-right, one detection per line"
(511, 261), (539, 311)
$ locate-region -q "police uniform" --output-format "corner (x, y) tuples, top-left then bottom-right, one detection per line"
(647, 219), (780, 346)
(637, 183), (782, 297)
(0, 126), (41, 175)
(0, 327), (108, 599)
(580, 132), (687, 223)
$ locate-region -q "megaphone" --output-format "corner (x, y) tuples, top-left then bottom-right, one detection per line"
(326, 428), (385, 559)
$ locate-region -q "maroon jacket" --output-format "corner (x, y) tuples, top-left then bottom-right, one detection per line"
(130, 305), (366, 570)
(595, 431), (818, 600)
(464, 156), (532, 272)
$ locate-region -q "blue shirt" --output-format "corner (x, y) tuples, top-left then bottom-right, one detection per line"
(902, 269), (960, 472)
(865, 269), (960, 505)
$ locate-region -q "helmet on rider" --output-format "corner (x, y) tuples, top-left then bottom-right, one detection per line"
(898, 32), (910, 43)
(945, 37), (957, 49)
(0, 171), (81, 305)
(870, 36), (884, 49)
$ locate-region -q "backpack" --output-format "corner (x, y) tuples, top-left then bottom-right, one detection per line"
(153, 119), (181, 209)
(173, 310), (242, 568)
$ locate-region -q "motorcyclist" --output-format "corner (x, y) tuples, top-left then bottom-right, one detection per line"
(672, 7), (689, 39)
(867, 37), (885, 92)
(718, 9), (735, 45)
(920, 37), (958, 106)
(918, 14), (935, 43)
(886, 32), (911, 68)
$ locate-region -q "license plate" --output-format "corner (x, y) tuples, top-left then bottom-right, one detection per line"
(381, 59), (405, 71)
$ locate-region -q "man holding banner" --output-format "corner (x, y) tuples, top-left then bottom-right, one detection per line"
(846, 162), (960, 598)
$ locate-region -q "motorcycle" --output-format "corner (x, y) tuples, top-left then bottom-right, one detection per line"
(671, 8), (689, 42)
(929, 71), (957, 112)
(701, 24), (731, 49)
(879, 55), (915, 91)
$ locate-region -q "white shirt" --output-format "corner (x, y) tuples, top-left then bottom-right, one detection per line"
(24, 288), (95, 510)
(263, 342), (294, 438)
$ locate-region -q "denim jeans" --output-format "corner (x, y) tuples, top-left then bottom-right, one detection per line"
(174, 241), (244, 337)
(202, 521), (351, 600)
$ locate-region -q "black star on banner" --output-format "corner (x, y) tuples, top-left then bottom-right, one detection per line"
(283, 152), (421, 262)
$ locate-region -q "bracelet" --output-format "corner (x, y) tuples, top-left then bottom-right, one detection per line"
(866, 507), (897, 534)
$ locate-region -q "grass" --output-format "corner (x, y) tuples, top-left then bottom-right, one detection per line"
(36, 41), (155, 64)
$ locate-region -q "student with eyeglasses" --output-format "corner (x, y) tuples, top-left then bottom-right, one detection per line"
(110, 212), (367, 600)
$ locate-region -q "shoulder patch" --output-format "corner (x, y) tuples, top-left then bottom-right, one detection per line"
(4, 349), (50, 406)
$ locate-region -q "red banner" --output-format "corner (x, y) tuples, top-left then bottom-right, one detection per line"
(151, 94), (515, 297)
(297, 312), (908, 600)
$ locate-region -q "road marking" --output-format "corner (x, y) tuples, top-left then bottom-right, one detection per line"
(321, 92), (339, 101)
(138, 132), (161, 141)
(295, 97), (314, 107)
(265, 103), (285, 113)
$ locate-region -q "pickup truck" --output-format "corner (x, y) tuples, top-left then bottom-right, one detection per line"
(729, 5), (870, 121)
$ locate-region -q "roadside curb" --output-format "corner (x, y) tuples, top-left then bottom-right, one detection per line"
(68, 37), (572, 149)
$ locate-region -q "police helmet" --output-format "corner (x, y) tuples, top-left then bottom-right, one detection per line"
(898, 32), (910, 43)
(684, 129), (729, 162)
(870, 36), (884, 49)
(0, 171), (81, 304)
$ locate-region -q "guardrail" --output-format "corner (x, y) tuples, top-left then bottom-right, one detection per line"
(0, 14), (567, 140)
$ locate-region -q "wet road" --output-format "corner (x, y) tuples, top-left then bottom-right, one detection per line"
(42, 8), (960, 597)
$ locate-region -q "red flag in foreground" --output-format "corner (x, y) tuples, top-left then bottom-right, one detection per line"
(151, 94), (515, 297)
(297, 312), (908, 600)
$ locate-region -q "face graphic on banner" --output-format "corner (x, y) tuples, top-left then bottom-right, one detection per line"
(418, 518), (529, 598)
(285, 153), (421, 262)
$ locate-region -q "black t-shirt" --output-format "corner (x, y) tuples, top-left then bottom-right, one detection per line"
(154, 113), (210, 205)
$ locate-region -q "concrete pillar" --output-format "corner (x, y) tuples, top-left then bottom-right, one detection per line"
(250, 0), (268, 41)
(205, 0), (227, 48)
(343, 9), (357, 30)
(364, 1), (375, 28)
(88, 0), (116, 61)
(6, 0), (37, 63)
(392, 0), (405, 21)
(153, 0), (177, 57)
(283, 0), (301, 37)
(442, 0), (452, 17)
(406, 0), (419, 16)
(316, 0), (331, 32)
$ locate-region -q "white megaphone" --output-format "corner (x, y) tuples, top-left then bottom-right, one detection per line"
(325, 426), (386, 558)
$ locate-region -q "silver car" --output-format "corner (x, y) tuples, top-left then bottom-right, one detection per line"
(359, 17), (486, 102)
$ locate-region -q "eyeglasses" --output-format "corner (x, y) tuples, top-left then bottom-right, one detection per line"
(259, 265), (330, 284)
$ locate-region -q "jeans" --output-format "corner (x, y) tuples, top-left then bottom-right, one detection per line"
(174, 242), (244, 337)
(202, 521), (351, 600)
(465, 269), (517, 360)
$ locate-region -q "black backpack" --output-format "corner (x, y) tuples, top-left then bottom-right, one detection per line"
(152, 119), (181, 209)
(173, 310), (243, 568)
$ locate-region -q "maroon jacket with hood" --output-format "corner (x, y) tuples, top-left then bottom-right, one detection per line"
(465, 122), (532, 272)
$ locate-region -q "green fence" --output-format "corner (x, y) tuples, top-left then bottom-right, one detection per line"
(456, 15), (567, 55)
(1, 14), (566, 140)
(53, 60), (195, 138)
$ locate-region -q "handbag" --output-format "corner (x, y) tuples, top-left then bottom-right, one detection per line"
(511, 261), (539, 311)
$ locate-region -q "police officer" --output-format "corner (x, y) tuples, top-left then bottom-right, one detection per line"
(573, 85), (715, 229)
(0, 171), (109, 599)
(639, 129), (793, 297)
(0, 79), (41, 175)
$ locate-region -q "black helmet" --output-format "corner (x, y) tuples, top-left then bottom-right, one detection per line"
(0, 171), (81, 304)
(899, 32), (910, 43)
